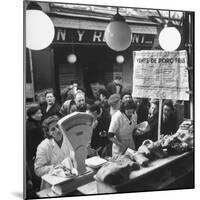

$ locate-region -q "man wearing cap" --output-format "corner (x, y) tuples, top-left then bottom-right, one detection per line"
(121, 91), (132, 103)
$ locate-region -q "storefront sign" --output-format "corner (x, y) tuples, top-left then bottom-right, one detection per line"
(132, 50), (189, 100)
(53, 27), (155, 46)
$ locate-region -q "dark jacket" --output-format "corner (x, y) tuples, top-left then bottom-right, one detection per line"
(135, 113), (177, 149)
(161, 113), (177, 135)
(41, 102), (61, 121)
(90, 108), (111, 157)
(106, 81), (122, 95)
(26, 118), (44, 193)
(26, 118), (44, 162)
(137, 104), (149, 124)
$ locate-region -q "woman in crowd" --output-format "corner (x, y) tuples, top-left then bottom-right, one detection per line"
(108, 100), (137, 158)
(140, 99), (160, 143)
(135, 99), (177, 148)
(34, 115), (77, 182)
(161, 99), (177, 135)
(40, 91), (61, 121)
(26, 105), (44, 197)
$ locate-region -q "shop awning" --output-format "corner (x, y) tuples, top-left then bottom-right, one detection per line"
(51, 17), (158, 35)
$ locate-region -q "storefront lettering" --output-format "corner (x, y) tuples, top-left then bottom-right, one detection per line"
(77, 30), (85, 42)
(93, 31), (104, 42)
(54, 28), (155, 45)
(56, 29), (66, 41)
(132, 34), (140, 43)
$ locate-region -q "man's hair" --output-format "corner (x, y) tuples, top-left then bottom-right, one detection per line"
(99, 88), (109, 99)
(27, 105), (40, 118)
(114, 76), (122, 80)
(74, 91), (85, 99)
(121, 91), (132, 99)
(88, 104), (101, 115)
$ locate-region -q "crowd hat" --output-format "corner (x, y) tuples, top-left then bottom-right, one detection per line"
(108, 94), (121, 106)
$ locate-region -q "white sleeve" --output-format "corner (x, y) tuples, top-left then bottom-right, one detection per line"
(34, 140), (54, 177)
(108, 112), (120, 134)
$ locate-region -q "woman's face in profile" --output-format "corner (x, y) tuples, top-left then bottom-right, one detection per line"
(149, 103), (158, 116)
(163, 105), (171, 118)
(32, 109), (43, 121)
(48, 121), (63, 142)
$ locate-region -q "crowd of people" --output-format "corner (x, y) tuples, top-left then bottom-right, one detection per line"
(26, 76), (180, 198)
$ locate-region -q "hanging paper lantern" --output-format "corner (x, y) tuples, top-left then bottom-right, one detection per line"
(116, 55), (124, 63)
(67, 54), (77, 63)
(26, 10), (55, 50)
(159, 26), (181, 51)
(104, 13), (132, 52)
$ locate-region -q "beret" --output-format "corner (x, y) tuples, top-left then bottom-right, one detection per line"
(121, 91), (132, 99)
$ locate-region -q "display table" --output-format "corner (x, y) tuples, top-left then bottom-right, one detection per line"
(96, 151), (194, 193)
(37, 151), (193, 197)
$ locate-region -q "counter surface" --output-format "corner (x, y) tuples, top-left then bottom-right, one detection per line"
(37, 151), (194, 197)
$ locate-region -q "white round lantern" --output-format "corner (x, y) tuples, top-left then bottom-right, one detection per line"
(116, 55), (124, 63)
(26, 10), (55, 50)
(67, 54), (77, 64)
(104, 13), (132, 52)
(159, 26), (181, 51)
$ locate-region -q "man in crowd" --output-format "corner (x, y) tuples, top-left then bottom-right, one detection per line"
(98, 88), (110, 110)
(87, 104), (111, 157)
(121, 91), (132, 103)
(107, 76), (123, 95)
(74, 91), (88, 112)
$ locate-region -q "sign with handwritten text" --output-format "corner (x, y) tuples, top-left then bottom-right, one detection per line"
(132, 50), (189, 100)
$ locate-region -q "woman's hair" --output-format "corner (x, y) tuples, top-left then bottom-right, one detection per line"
(45, 90), (55, 97)
(162, 99), (174, 111)
(26, 105), (40, 119)
(42, 115), (59, 138)
(151, 99), (159, 108)
(120, 100), (137, 113)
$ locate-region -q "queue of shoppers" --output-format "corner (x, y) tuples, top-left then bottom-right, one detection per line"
(26, 76), (179, 198)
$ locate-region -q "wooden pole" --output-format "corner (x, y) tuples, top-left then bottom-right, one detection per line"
(28, 49), (36, 102)
(158, 99), (163, 141)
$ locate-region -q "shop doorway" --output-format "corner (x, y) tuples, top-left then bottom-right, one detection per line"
(54, 45), (114, 101)
(79, 45), (113, 99)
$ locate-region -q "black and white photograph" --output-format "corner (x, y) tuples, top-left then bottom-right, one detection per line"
(22, 0), (196, 199)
